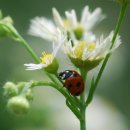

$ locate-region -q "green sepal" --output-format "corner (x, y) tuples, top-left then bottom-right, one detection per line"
(73, 26), (84, 40)
(69, 56), (103, 71)
(44, 58), (59, 74)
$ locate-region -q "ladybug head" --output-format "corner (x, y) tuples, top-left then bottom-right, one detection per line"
(58, 70), (73, 80)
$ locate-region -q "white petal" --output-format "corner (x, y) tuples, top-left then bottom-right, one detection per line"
(52, 32), (66, 58)
(81, 6), (90, 26)
(24, 63), (45, 70)
(52, 8), (65, 30)
(81, 7), (106, 30)
(82, 48), (89, 60)
(65, 9), (78, 29)
(28, 17), (57, 41)
(93, 31), (121, 58)
(83, 32), (96, 42)
(112, 35), (121, 51)
(63, 40), (75, 58)
(108, 31), (122, 52)
(93, 36), (111, 58)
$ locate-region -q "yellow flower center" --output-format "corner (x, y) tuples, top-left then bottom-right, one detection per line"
(64, 20), (70, 30)
(73, 41), (96, 59)
(40, 52), (53, 64)
(74, 41), (86, 59)
(87, 43), (96, 51)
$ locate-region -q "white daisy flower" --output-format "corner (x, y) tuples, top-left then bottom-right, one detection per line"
(24, 34), (66, 73)
(52, 6), (105, 31)
(28, 6), (105, 42)
(64, 32), (121, 70)
(24, 52), (53, 70)
(53, 6), (105, 40)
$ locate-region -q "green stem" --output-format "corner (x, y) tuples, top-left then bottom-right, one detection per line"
(47, 73), (60, 85)
(80, 92), (86, 130)
(31, 81), (54, 88)
(19, 36), (40, 63)
(80, 107), (86, 130)
(80, 68), (87, 130)
(110, 3), (127, 49)
(32, 80), (67, 97)
(20, 81), (32, 96)
(66, 99), (81, 119)
(80, 68), (87, 105)
(86, 3), (128, 106)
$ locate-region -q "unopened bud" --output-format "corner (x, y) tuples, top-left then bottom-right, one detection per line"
(3, 82), (18, 97)
(3, 16), (13, 24)
(7, 96), (30, 115)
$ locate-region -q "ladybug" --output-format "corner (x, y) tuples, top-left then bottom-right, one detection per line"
(58, 70), (84, 96)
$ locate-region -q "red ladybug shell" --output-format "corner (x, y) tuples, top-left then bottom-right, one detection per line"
(59, 70), (84, 96)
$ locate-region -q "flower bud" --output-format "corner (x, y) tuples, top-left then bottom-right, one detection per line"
(0, 14), (14, 37)
(0, 12), (19, 39)
(7, 96), (30, 115)
(3, 82), (18, 97)
(2, 16), (13, 24)
(44, 58), (59, 74)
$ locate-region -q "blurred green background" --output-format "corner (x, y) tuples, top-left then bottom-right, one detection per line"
(0, 0), (130, 130)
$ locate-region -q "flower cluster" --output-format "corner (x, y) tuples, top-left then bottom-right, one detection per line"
(2, 5), (122, 116)
(3, 82), (33, 115)
(25, 6), (121, 72)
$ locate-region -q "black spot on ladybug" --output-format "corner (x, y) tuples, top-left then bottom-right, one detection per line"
(76, 82), (81, 87)
(67, 84), (73, 90)
(74, 92), (81, 96)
